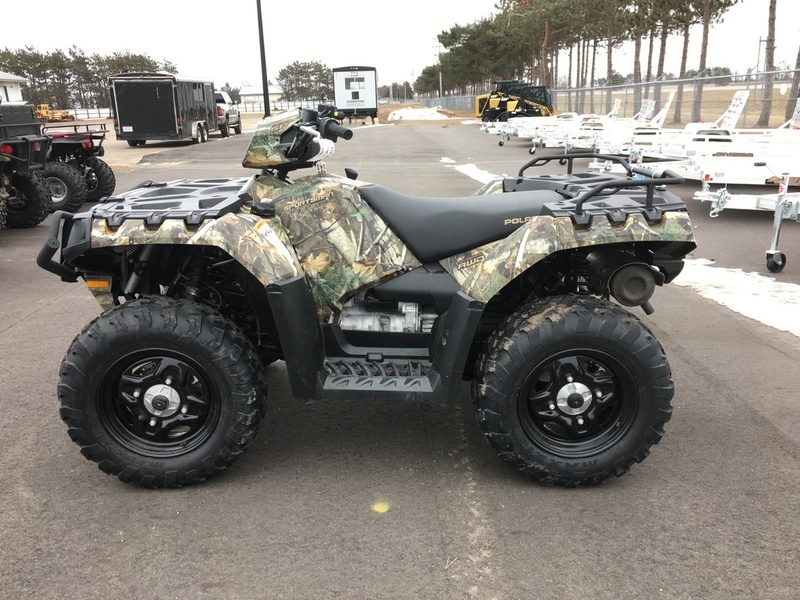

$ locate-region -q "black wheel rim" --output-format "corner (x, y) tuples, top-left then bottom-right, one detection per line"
(99, 349), (221, 458)
(517, 348), (638, 458)
(85, 170), (99, 193)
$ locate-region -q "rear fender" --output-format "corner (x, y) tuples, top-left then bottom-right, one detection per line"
(440, 212), (695, 302)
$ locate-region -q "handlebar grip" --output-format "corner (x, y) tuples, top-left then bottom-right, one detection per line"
(326, 121), (353, 140)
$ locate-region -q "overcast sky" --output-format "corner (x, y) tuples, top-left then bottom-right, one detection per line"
(1, 0), (798, 88)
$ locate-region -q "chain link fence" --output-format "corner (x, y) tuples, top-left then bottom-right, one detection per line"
(421, 70), (800, 129)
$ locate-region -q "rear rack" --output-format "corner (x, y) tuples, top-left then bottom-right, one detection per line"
(512, 152), (686, 226)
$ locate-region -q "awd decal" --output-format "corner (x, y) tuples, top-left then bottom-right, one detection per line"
(457, 254), (485, 270)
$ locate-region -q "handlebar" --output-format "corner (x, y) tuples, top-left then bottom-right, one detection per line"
(321, 118), (353, 141)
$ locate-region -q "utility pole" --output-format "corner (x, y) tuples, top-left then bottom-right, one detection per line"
(256, 0), (270, 117)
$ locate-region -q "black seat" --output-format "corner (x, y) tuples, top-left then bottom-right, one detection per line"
(359, 184), (565, 263)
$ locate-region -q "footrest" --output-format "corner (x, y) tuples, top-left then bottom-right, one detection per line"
(322, 358), (433, 393)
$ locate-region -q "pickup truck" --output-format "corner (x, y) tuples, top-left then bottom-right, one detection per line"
(214, 91), (242, 137)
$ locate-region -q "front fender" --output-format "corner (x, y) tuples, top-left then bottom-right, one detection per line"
(90, 211), (301, 287)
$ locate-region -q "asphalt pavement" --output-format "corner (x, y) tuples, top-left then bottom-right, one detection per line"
(1, 116), (799, 600)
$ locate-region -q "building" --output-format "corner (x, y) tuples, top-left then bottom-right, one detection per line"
(0, 71), (27, 103)
(239, 85), (283, 110)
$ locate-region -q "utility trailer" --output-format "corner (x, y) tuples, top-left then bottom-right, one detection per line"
(332, 66), (378, 124)
(109, 72), (218, 146)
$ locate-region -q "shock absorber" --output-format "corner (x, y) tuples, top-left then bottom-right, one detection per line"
(181, 254), (207, 303)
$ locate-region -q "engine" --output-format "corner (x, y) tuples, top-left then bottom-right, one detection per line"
(338, 294), (437, 333)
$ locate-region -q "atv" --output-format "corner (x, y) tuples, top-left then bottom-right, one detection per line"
(0, 100), (53, 230)
(40, 122), (116, 212)
(38, 104), (696, 488)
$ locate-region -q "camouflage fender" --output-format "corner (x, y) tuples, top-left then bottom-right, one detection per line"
(261, 172), (421, 321)
(90, 210), (301, 288)
(440, 212), (695, 302)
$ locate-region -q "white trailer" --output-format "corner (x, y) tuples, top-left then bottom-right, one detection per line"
(332, 66), (378, 124)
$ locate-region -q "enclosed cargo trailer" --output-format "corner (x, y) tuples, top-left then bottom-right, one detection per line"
(109, 72), (218, 146)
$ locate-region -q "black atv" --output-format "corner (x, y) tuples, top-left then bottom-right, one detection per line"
(38, 105), (696, 488)
(0, 101), (53, 230)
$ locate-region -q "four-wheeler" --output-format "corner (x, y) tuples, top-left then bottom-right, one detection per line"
(38, 104), (696, 489)
(0, 100), (53, 230)
(41, 122), (116, 212)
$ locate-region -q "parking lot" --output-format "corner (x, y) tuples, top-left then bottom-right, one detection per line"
(1, 114), (799, 599)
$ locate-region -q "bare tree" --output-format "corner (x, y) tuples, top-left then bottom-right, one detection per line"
(755, 0), (777, 127)
(785, 43), (800, 122)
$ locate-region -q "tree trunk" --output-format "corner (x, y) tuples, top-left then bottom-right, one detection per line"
(673, 21), (691, 124)
(539, 19), (551, 85)
(606, 15), (614, 113)
(755, 0), (777, 127)
(784, 44), (799, 122)
(691, 0), (711, 123)
(644, 25), (655, 100)
(633, 36), (642, 117)
(654, 17), (669, 111)
(590, 39), (597, 114)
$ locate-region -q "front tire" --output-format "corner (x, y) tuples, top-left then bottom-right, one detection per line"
(58, 297), (268, 488)
(473, 295), (673, 486)
(40, 161), (88, 212)
(85, 158), (116, 201)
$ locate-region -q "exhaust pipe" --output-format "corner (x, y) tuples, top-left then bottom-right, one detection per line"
(586, 250), (664, 313)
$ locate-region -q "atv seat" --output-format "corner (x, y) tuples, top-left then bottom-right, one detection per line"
(359, 184), (564, 263)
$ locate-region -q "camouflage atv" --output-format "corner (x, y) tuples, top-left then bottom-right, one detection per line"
(39, 105), (696, 488)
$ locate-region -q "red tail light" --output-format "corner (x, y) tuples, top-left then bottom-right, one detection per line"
(216, 105), (224, 117)
(1, 144), (14, 156)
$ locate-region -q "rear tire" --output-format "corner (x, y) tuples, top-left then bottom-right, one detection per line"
(233, 118), (242, 135)
(58, 297), (268, 488)
(85, 158), (116, 201)
(220, 119), (230, 138)
(5, 171), (53, 228)
(127, 140), (138, 147)
(40, 161), (88, 213)
(0, 197), (7, 232)
(473, 295), (673, 486)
